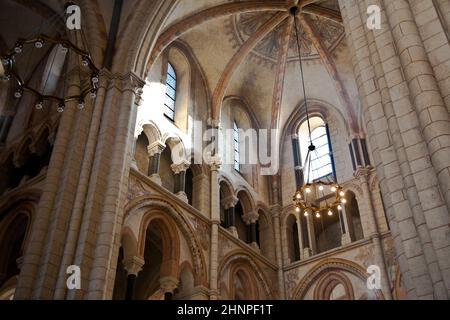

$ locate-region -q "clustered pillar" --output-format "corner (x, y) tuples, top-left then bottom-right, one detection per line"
(339, 0), (450, 299)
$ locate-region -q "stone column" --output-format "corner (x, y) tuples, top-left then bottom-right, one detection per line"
(244, 211), (259, 250)
(208, 155), (221, 300)
(147, 141), (166, 185)
(221, 195), (239, 237)
(306, 214), (317, 255)
(123, 256), (144, 300)
(160, 276), (179, 300)
(171, 160), (190, 202)
(271, 205), (285, 299)
(295, 212), (304, 259)
(356, 168), (392, 299)
(299, 213), (312, 259)
(338, 0), (448, 299)
(339, 205), (352, 246)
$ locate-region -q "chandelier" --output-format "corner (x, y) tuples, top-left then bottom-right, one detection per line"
(290, 7), (346, 219)
(0, 4), (99, 112)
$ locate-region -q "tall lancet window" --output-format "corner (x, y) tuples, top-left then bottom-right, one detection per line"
(164, 62), (177, 121)
(233, 121), (240, 172)
(299, 117), (335, 182)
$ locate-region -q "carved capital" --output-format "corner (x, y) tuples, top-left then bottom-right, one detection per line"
(206, 153), (222, 171)
(171, 159), (190, 174)
(354, 167), (371, 181)
(160, 276), (179, 294)
(221, 195), (239, 209)
(243, 211), (259, 223)
(207, 118), (221, 129)
(99, 69), (146, 94)
(270, 204), (282, 218)
(148, 141), (166, 157)
(123, 256), (145, 276)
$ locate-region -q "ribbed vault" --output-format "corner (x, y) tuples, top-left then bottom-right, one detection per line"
(149, 0), (360, 135)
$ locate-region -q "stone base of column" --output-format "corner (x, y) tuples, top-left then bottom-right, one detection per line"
(302, 248), (312, 259)
(228, 226), (238, 238)
(149, 174), (162, 186)
(341, 233), (352, 246)
(176, 191), (188, 203)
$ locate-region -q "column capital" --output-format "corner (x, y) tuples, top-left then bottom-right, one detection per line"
(243, 211), (259, 224)
(123, 256), (145, 276)
(159, 276), (179, 294)
(148, 141), (166, 157)
(221, 195), (239, 209)
(354, 167), (372, 181)
(270, 204), (282, 218)
(171, 159), (190, 174)
(206, 153), (222, 171)
(207, 118), (221, 129)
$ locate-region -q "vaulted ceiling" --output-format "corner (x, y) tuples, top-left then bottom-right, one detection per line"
(0, 0), (361, 134)
(153, 0), (361, 133)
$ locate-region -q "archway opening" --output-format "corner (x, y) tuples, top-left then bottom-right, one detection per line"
(286, 215), (300, 263)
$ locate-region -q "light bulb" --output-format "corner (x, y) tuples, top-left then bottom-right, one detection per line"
(77, 101), (85, 110)
(57, 104), (65, 113)
(305, 187), (311, 194)
(35, 101), (43, 110)
(81, 58), (89, 67)
(328, 210), (333, 216)
(90, 90), (97, 99)
(295, 207), (300, 213)
(35, 40), (44, 48)
(304, 211), (309, 217)
(14, 89), (22, 98)
(296, 193), (301, 199)
(91, 75), (99, 84)
(341, 198), (347, 204)
(315, 212), (321, 218)
(337, 205), (342, 211)
(339, 191), (345, 197)
(331, 186), (337, 192)
(318, 185), (324, 191)
(14, 45), (22, 54)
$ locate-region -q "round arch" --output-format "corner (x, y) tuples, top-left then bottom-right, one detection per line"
(124, 196), (207, 286)
(291, 258), (384, 300)
(218, 251), (273, 299)
(235, 188), (256, 215)
(313, 271), (355, 300)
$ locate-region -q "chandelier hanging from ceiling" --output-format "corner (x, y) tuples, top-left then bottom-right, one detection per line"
(0, 2), (99, 112)
(290, 6), (346, 219)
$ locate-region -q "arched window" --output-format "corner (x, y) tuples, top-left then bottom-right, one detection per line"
(299, 117), (335, 182)
(164, 62), (177, 121)
(233, 121), (240, 172)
